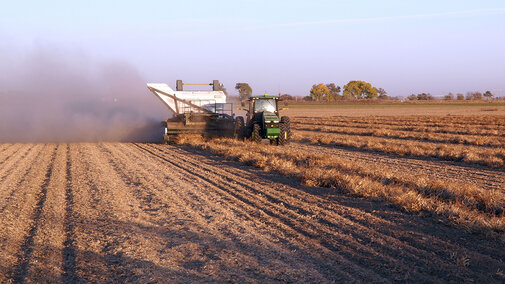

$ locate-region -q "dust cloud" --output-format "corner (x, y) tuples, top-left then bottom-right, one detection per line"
(0, 47), (169, 142)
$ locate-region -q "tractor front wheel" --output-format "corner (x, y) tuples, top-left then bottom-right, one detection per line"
(280, 116), (291, 143)
(252, 124), (262, 143)
(277, 123), (288, 146)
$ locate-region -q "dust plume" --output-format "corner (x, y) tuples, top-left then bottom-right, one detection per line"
(0, 47), (168, 142)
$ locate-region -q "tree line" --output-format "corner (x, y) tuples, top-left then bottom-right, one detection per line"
(234, 81), (499, 101)
(408, 91), (495, 101)
(308, 81), (388, 101)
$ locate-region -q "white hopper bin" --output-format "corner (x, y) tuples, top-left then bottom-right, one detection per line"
(147, 82), (227, 115)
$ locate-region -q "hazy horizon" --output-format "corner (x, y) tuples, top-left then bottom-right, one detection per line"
(1, 0), (504, 98)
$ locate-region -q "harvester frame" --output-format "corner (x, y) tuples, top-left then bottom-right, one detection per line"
(147, 80), (237, 143)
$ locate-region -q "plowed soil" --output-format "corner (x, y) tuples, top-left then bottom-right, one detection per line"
(1, 143), (504, 283)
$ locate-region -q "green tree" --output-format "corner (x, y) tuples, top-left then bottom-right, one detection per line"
(417, 93), (434, 100)
(466, 92), (483, 100)
(377, 88), (388, 99)
(235, 83), (252, 101)
(407, 94), (417, 101)
(484, 90), (493, 100)
(456, 93), (464, 100)
(325, 83), (341, 101)
(444, 92), (454, 100)
(342, 80), (378, 99)
(280, 94), (294, 100)
(218, 83), (228, 96)
(310, 83), (330, 101)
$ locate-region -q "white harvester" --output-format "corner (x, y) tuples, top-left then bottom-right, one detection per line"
(147, 80), (242, 143)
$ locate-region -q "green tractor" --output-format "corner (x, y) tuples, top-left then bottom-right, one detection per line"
(234, 94), (291, 145)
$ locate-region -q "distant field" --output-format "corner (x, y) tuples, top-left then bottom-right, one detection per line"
(282, 101), (505, 116)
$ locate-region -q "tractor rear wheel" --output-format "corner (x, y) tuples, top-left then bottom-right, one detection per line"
(278, 123), (287, 146)
(234, 116), (245, 140)
(252, 124), (262, 143)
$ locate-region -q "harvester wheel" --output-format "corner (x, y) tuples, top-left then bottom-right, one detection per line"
(234, 116), (245, 140)
(163, 134), (176, 144)
(281, 116), (291, 142)
(252, 124), (262, 143)
(278, 123), (287, 146)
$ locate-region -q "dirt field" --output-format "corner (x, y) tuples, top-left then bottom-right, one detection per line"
(1, 142), (504, 283)
(283, 102), (505, 117)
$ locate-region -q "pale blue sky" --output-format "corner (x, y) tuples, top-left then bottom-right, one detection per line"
(1, 0), (504, 97)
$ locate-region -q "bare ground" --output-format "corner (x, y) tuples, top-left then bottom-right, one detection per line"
(0, 143), (504, 283)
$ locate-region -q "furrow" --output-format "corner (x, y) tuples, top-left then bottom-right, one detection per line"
(107, 143), (357, 282)
(9, 144), (57, 283)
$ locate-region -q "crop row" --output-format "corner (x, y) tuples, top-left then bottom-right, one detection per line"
(294, 130), (505, 169)
(295, 115), (505, 128)
(293, 119), (505, 137)
(175, 136), (505, 236)
(292, 125), (505, 147)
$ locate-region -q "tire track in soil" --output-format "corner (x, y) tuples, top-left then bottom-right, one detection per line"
(61, 144), (79, 284)
(10, 145), (57, 283)
(105, 143), (362, 282)
(139, 143), (505, 282)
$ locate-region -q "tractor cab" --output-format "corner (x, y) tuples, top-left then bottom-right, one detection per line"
(247, 95), (280, 121)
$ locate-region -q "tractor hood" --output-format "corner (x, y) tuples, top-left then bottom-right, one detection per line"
(264, 113), (280, 122)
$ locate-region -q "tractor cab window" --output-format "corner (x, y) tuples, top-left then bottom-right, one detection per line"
(254, 99), (277, 113)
